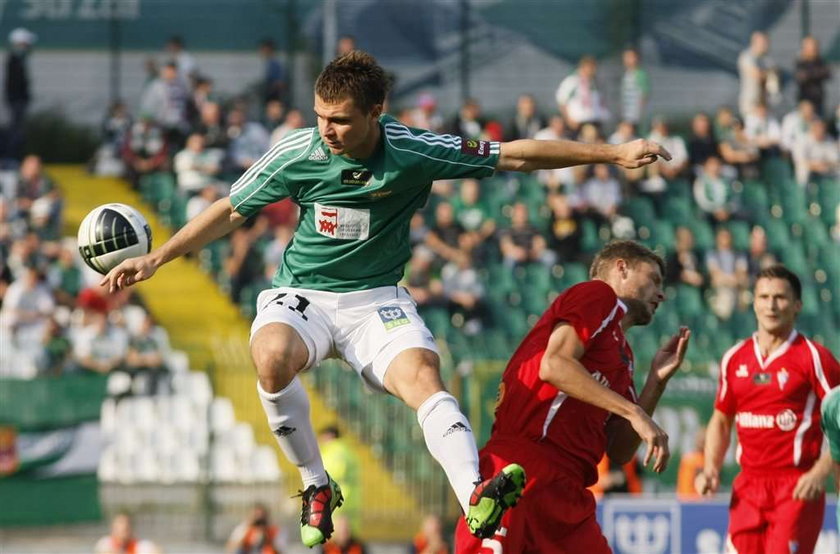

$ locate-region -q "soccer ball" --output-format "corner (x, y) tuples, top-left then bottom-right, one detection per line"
(77, 203), (152, 275)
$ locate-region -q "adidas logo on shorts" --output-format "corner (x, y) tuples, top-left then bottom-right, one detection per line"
(308, 147), (328, 161)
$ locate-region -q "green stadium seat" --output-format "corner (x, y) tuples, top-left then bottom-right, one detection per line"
(675, 284), (704, 320)
(742, 181), (769, 215)
(580, 218), (602, 253)
(624, 196), (656, 225)
(726, 221), (751, 252)
(688, 218), (715, 252)
(664, 197), (693, 226)
(763, 217), (791, 253)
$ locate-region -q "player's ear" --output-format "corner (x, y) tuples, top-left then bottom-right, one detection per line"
(369, 103), (383, 120)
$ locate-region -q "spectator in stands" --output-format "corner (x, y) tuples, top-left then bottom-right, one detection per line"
(499, 202), (548, 269)
(174, 132), (223, 196)
(270, 109), (305, 145)
(555, 56), (609, 131)
(224, 225), (265, 303)
(795, 35), (831, 117)
(185, 77), (215, 129)
(620, 47), (649, 126)
(121, 117), (169, 189)
(506, 94), (544, 141)
(125, 313), (169, 396)
(706, 227), (750, 320)
(687, 113), (719, 171)
(780, 99), (817, 156)
(37, 316), (72, 376)
(676, 427), (706, 499)
(666, 226), (704, 288)
(746, 225), (778, 283)
(196, 102), (229, 154)
(452, 178), (495, 253)
(139, 61), (190, 148)
(47, 244), (82, 306)
(737, 31), (779, 116)
(165, 35), (197, 83)
(93, 101), (132, 176)
(793, 119), (839, 186)
(226, 107), (270, 173)
(0, 265), (54, 355)
(546, 192), (583, 264)
(411, 514), (450, 554)
(405, 246), (445, 309)
(226, 502), (287, 554)
(73, 311), (128, 375)
(335, 35), (357, 57)
(320, 515), (366, 554)
(259, 38), (287, 104)
(694, 155), (737, 223)
(448, 98), (485, 140)
(719, 117), (760, 180)
(534, 115), (576, 191)
(411, 93), (444, 134)
(425, 202), (467, 267)
(262, 99), (286, 134)
(409, 213), (429, 249)
(4, 28), (35, 160)
(319, 425), (361, 532)
(714, 106), (736, 142)
(577, 163), (622, 226)
(95, 512), (161, 554)
(609, 121), (644, 185)
(185, 184), (220, 222)
(261, 223), (293, 276)
(592, 454), (642, 497)
(442, 249), (488, 336)
(15, 154), (54, 213)
(646, 116), (688, 180)
(744, 101), (781, 156)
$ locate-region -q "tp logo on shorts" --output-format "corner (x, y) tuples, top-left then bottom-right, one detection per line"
(378, 306), (410, 330)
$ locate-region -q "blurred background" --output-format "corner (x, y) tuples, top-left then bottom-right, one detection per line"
(0, 0), (838, 552)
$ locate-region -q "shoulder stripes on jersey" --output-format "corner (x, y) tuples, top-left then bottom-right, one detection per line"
(804, 338), (832, 395)
(230, 132), (315, 211)
(230, 129), (314, 195)
(793, 392), (816, 466)
(383, 122), (501, 169)
(719, 339), (746, 402)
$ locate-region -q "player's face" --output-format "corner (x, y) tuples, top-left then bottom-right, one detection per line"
(314, 95), (382, 158)
(754, 277), (801, 334)
(620, 260), (664, 326)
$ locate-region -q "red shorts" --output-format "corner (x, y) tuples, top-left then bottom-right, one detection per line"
(454, 439), (610, 554)
(728, 470), (824, 554)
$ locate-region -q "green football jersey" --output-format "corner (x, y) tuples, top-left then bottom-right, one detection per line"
(229, 114), (500, 292)
(821, 386), (840, 462)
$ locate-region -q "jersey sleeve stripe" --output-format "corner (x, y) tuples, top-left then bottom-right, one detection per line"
(719, 339), (745, 403)
(384, 126), (462, 149)
(793, 391), (816, 466)
(805, 338), (832, 395)
(590, 300), (622, 341)
(384, 122), (461, 143)
(229, 130), (313, 194)
(231, 132), (314, 212)
(383, 133), (496, 170)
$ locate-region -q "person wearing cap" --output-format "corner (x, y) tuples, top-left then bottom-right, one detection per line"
(5, 28), (36, 160)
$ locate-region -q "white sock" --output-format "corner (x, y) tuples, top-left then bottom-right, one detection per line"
(257, 377), (327, 489)
(416, 391), (481, 513)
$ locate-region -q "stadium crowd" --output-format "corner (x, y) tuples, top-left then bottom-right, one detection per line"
(1, 28), (839, 550)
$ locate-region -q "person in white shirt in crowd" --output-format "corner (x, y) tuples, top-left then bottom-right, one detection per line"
(638, 116), (688, 204)
(164, 35), (197, 84)
(533, 115), (576, 191)
(0, 265), (54, 355)
(226, 107), (270, 172)
(577, 163), (622, 224)
(706, 227), (750, 320)
(780, 99), (817, 156)
(609, 121), (644, 184)
(620, 47), (650, 126)
(173, 133), (223, 196)
(441, 249), (488, 336)
(744, 101), (781, 154)
(185, 184), (220, 222)
(555, 56), (610, 131)
(737, 31), (779, 117)
(139, 61), (190, 146)
(73, 311), (129, 375)
(793, 119), (839, 186)
(269, 109), (305, 145)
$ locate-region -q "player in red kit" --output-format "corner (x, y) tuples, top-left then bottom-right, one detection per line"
(696, 265), (840, 554)
(455, 241), (691, 553)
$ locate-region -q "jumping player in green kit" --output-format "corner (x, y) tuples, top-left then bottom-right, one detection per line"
(102, 51), (671, 547)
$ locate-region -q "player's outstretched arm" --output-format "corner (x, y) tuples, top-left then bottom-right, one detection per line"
(101, 197), (246, 292)
(540, 323), (670, 472)
(496, 138), (672, 172)
(695, 409), (733, 496)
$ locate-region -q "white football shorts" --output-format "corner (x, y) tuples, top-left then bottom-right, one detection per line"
(250, 285), (439, 391)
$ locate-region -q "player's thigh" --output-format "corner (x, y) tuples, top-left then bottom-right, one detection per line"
(765, 494), (824, 554)
(335, 287), (439, 395)
(250, 288), (333, 375)
(556, 513), (611, 554)
(727, 480), (768, 554)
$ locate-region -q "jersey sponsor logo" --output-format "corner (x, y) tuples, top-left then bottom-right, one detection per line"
(591, 370), (611, 388)
(443, 421), (471, 437)
(308, 146), (328, 161)
(314, 203), (370, 240)
(377, 306), (410, 330)
(775, 409), (797, 432)
(753, 372), (771, 385)
(341, 169), (373, 186)
(736, 364), (749, 378)
(736, 411), (775, 429)
(777, 368), (789, 390)
(461, 139), (490, 157)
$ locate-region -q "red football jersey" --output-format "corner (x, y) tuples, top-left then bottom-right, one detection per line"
(490, 280), (636, 486)
(715, 330), (840, 472)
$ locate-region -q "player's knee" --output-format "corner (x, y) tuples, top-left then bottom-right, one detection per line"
(251, 343), (303, 393)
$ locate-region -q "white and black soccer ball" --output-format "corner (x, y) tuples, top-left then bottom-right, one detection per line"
(77, 203), (152, 275)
